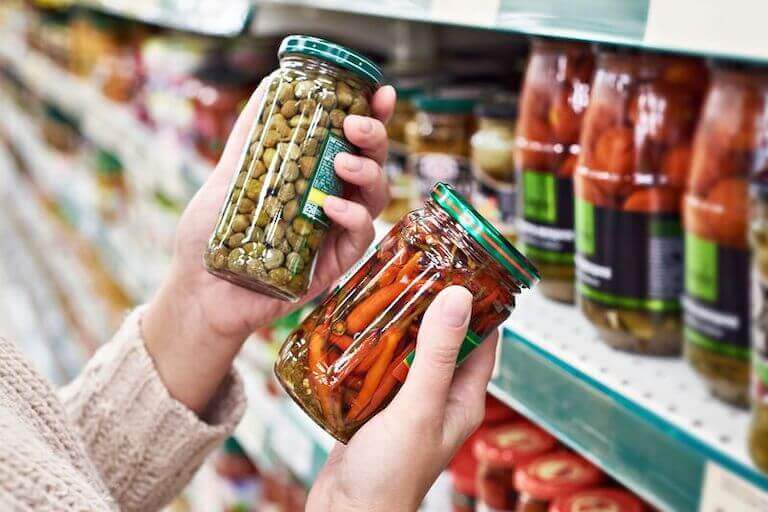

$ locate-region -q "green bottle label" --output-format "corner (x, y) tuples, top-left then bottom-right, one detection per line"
(299, 133), (353, 228)
(519, 170), (575, 264)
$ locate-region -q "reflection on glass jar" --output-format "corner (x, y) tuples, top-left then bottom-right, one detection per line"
(204, 35), (382, 301)
(516, 39), (594, 303)
(575, 50), (706, 355)
(471, 96), (518, 243)
(274, 184), (539, 442)
(685, 65), (766, 407)
(407, 96), (475, 203)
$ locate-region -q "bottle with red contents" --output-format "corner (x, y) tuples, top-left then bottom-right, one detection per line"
(474, 421), (558, 511)
(514, 452), (605, 512)
(550, 487), (646, 512)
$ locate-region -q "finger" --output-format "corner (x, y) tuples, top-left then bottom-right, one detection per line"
(343, 115), (389, 165)
(371, 85), (396, 124)
(394, 286), (473, 416)
(334, 153), (389, 217)
(443, 331), (499, 445)
(211, 83), (267, 184)
(323, 196), (376, 269)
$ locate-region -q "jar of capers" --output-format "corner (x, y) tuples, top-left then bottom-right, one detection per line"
(204, 35), (382, 301)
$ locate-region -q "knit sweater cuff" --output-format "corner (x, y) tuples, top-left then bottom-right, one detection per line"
(60, 306), (246, 511)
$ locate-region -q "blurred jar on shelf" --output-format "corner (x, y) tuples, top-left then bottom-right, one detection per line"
(575, 49), (706, 355)
(473, 421), (557, 511)
(471, 94), (519, 243)
(551, 487), (646, 512)
(380, 78), (425, 223)
(40, 103), (81, 154)
(406, 94), (476, 203)
(27, 7), (71, 68)
(514, 451), (605, 512)
(515, 39), (594, 303)
(684, 63), (767, 407)
(92, 148), (127, 223)
(214, 437), (262, 512)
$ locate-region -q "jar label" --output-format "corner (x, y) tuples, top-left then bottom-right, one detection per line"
(518, 170), (574, 264)
(575, 198), (682, 312)
(472, 170), (516, 237)
(396, 330), (484, 381)
(683, 233), (750, 358)
(753, 279), (768, 402)
(299, 133), (351, 228)
(412, 152), (472, 200)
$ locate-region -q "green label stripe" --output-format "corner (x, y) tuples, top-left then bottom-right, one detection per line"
(402, 330), (484, 369)
(522, 170), (556, 223)
(651, 218), (683, 237)
(522, 244), (574, 264)
(756, 357), (768, 387)
(575, 198), (595, 256)
(578, 283), (681, 312)
(685, 233), (718, 302)
(684, 327), (749, 360)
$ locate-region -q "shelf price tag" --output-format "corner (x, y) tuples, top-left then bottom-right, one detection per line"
(430, 0), (500, 26)
(699, 462), (768, 512)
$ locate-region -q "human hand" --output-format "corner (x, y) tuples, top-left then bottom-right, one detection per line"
(307, 286), (499, 512)
(143, 83), (396, 412)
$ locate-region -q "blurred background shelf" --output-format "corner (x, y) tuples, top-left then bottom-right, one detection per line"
(495, 293), (768, 511)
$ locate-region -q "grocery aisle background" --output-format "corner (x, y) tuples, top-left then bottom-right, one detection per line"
(1, 1), (767, 511)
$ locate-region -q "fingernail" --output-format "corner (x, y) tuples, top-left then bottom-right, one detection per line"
(440, 287), (472, 327)
(324, 195), (348, 212)
(342, 153), (362, 172)
(355, 116), (373, 134)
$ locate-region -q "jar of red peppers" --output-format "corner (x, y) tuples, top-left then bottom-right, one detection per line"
(516, 39), (594, 303)
(204, 35), (381, 301)
(474, 421), (558, 511)
(274, 183), (540, 442)
(684, 64), (765, 406)
(514, 452), (605, 512)
(550, 488), (646, 512)
(575, 50), (706, 355)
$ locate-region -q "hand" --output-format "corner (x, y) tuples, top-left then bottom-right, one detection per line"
(143, 83), (397, 412)
(307, 286), (499, 512)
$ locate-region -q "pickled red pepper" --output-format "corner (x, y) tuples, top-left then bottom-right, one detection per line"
(275, 184), (539, 442)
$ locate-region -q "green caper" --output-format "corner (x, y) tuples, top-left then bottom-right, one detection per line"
(283, 199), (299, 222)
(349, 95), (369, 116)
(330, 109), (346, 128)
(298, 247), (310, 262)
(336, 82), (353, 108)
(283, 161), (300, 182)
(293, 127), (308, 142)
(286, 227), (305, 251)
(276, 123), (293, 140)
(270, 113), (288, 127)
(264, 195), (283, 218)
(246, 258), (266, 278)
(316, 110), (329, 127)
(243, 241), (266, 258)
(234, 173), (246, 188)
(320, 92), (337, 110)
(263, 248), (285, 269)
(281, 100), (299, 118)
(313, 126), (329, 140)
(286, 252), (305, 274)
(307, 229), (323, 250)
(277, 82), (294, 102)
(293, 217), (313, 236)
(245, 179), (262, 200)
(277, 183), (296, 203)
(227, 248), (247, 272)
(255, 209), (270, 227)
(210, 247), (228, 269)
(299, 157), (316, 178)
(264, 171), (282, 191)
(263, 130), (281, 148)
(303, 138), (319, 156)
(265, 219), (287, 243)
(294, 80), (314, 98)
(227, 232), (246, 248)
(247, 226), (264, 242)
(238, 198), (256, 214)
(299, 98), (318, 112)
(252, 159), (267, 177)
(288, 274), (307, 292)
(269, 268), (291, 286)
(263, 148), (279, 168)
(295, 179), (308, 196)
(279, 239), (292, 253)
(278, 142), (301, 161)
(231, 214), (250, 232)
(331, 128), (343, 136)
(289, 115), (309, 128)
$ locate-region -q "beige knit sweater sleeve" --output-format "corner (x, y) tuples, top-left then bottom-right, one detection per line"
(58, 308), (246, 511)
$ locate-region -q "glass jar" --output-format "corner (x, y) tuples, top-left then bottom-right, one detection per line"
(516, 39), (594, 303)
(274, 183), (539, 442)
(204, 35), (381, 301)
(191, 63), (255, 164)
(473, 421), (558, 511)
(471, 96), (519, 243)
(684, 65), (765, 406)
(551, 488), (645, 512)
(381, 80), (424, 223)
(407, 95), (475, 203)
(514, 452), (605, 512)
(93, 149), (127, 223)
(575, 50), (706, 355)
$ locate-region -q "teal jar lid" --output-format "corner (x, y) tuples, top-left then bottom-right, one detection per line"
(413, 95), (476, 114)
(278, 35), (382, 86)
(431, 183), (540, 288)
(95, 149), (123, 176)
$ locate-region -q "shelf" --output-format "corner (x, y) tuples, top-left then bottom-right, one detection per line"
(77, 0), (253, 37)
(256, 0), (768, 63)
(494, 291), (768, 511)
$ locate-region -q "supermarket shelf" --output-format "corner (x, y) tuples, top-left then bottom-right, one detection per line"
(493, 291), (768, 511)
(255, 0), (768, 62)
(0, 34), (212, 203)
(77, 0), (253, 36)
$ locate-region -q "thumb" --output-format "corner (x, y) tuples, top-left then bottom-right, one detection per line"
(394, 286), (473, 414)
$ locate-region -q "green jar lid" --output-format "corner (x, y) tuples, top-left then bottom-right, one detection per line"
(431, 183), (540, 288)
(223, 437), (247, 456)
(413, 95), (476, 114)
(278, 35), (382, 86)
(95, 150), (123, 175)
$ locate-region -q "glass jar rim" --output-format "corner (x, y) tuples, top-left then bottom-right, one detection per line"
(430, 183), (540, 288)
(278, 35), (383, 86)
